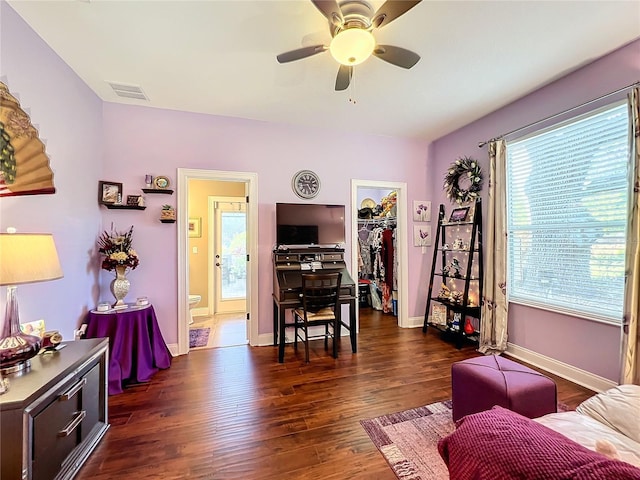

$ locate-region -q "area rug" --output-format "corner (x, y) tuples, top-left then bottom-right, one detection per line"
(189, 327), (210, 348)
(360, 400), (454, 480)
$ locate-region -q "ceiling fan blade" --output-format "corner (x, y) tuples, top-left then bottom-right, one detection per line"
(276, 45), (327, 63)
(371, 0), (421, 29)
(311, 0), (343, 25)
(373, 45), (420, 69)
(335, 65), (352, 91)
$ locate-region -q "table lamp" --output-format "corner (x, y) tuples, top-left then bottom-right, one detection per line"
(0, 232), (63, 374)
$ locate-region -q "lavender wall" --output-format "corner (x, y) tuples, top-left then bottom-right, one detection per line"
(0, 3), (104, 339)
(101, 104), (431, 343)
(430, 39), (640, 381)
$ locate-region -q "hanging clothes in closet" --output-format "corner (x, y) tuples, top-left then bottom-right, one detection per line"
(358, 218), (396, 314)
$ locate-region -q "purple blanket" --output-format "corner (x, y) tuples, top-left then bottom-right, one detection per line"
(438, 406), (640, 480)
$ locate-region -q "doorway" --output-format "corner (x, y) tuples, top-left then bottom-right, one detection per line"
(350, 179), (409, 329)
(208, 197), (247, 315)
(177, 169), (258, 356)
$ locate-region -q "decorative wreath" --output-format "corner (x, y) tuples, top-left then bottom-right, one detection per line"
(444, 156), (483, 205)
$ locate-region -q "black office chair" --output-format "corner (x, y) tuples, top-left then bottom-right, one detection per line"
(293, 272), (342, 363)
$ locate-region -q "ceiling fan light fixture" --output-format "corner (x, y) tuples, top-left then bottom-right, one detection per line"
(329, 28), (375, 66)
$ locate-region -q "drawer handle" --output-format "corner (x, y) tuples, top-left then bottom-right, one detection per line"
(60, 378), (87, 401)
(58, 410), (86, 437)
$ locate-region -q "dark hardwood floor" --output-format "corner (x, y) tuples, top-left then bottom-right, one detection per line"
(77, 308), (595, 479)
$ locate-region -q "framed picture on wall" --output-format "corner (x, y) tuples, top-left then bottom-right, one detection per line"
(413, 200), (431, 222)
(413, 225), (432, 247)
(188, 217), (201, 238)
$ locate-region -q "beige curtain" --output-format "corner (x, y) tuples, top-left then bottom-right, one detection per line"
(621, 87), (640, 385)
(479, 139), (508, 354)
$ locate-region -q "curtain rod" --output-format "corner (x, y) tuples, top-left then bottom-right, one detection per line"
(478, 81), (640, 148)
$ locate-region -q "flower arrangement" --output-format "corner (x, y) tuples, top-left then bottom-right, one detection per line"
(97, 225), (139, 272)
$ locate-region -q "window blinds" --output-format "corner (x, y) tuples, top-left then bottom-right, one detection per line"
(506, 102), (630, 322)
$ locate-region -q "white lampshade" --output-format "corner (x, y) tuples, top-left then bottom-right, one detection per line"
(0, 233), (63, 286)
(329, 29), (376, 66)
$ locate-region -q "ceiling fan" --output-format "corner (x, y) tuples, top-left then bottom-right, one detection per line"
(276, 0), (421, 91)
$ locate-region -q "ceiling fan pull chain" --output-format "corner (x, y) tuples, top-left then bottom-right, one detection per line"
(349, 70), (357, 105)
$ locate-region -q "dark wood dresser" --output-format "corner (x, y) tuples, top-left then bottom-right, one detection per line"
(0, 338), (109, 480)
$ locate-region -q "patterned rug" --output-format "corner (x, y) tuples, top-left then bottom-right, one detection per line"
(189, 327), (210, 348)
(360, 400), (454, 480)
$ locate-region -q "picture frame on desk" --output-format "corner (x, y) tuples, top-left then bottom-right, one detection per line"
(98, 181), (122, 205)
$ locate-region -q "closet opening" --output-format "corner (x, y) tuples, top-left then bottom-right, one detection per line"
(357, 190), (398, 321)
(351, 179), (409, 331)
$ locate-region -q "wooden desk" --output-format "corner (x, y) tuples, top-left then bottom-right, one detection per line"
(272, 247), (357, 363)
(272, 293), (357, 363)
(85, 304), (171, 394)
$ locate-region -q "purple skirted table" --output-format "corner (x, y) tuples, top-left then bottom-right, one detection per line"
(85, 304), (171, 395)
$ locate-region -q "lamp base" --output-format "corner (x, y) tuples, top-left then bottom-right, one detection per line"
(0, 358), (31, 375)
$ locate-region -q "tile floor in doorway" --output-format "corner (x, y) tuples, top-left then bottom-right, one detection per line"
(189, 312), (247, 349)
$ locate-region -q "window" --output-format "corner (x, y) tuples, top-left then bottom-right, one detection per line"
(506, 102), (630, 323)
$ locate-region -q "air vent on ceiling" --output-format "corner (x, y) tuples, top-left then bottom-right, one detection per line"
(107, 82), (148, 101)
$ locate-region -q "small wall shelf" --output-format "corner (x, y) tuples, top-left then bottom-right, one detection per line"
(142, 188), (173, 195)
(104, 204), (147, 210)
(160, 219), (176, 223)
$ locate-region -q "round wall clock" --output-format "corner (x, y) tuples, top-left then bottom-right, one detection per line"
(292, 170), (320, 199)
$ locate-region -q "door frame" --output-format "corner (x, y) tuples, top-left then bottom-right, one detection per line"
(208, 196), (247, 315)
(350, 179), (409, 328)
(177, 168), (258, 355)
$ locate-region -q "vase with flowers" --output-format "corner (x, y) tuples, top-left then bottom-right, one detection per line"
(97, 225), (139, 307)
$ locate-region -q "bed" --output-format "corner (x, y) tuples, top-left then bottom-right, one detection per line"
(438, 384), (640, 479)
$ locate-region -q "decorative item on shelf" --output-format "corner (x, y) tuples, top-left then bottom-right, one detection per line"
(444, 156), (483, 205)
(380, 191), (397, 217)
(145, 174), (153, 188)
(451, 291), (464, 304)
(452, 238), (465, 250)
(0, 231), (63, 374)
(464, 317), (475, 335)
(160, 204), (176, 223)
(127, 195), (143, 207)
(154, 175), (170, 189)
(449, 206), (470, 222)
(449, 258), (462, 277)
(97, 225), (139, 307)
(98, 181), (123, 205)
(438, 283), (451, 300)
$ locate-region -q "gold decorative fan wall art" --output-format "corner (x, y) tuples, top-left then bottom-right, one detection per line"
(0, 81), (55, 197)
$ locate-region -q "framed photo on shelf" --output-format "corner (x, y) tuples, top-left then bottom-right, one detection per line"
(126, 195), (142, 206)
(98, 181), (122, 205)
(449, 206), (470, 222)
(431, 304), (447, 325)
(188, 217), (201, 238)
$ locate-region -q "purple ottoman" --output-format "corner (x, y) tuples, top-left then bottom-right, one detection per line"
(451, 355), (557, 422)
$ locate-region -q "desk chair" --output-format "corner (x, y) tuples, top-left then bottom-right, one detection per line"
(293, 272), (342, 363)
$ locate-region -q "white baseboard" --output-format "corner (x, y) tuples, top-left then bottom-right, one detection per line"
(505, 342), (617, 393)
(191, 307), (208, 317)
(167, 343), (179, 356)
(406, 316), (425, 328)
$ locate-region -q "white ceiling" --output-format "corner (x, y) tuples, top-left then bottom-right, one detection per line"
(7, 0), (640, 141)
